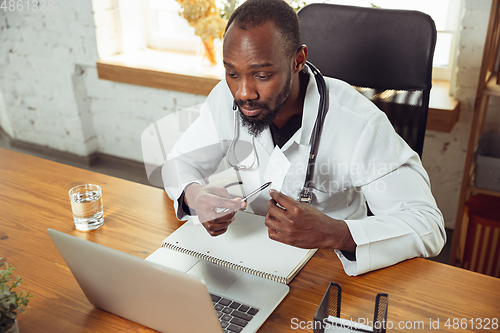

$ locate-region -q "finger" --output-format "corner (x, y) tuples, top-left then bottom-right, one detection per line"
(268, 227), (279, 240)
(197, 187), (231, 208)
(268, 228), (285, 241)
(203, 219), (232, 233)
(264, 213), (279, 230)
(212, 211), (237, 224)
(235, 197), (247, 209)
(266, 213), (290, 238)
(267, 198), (286, 219)
(208, 226), (228, 237)
(269, 189), (297, 210)
(209, 186), (231, 198)
(197, 198), (242, 220)
(207, 195), (246, 211)
(266, 219), (285, 243)
(200, 210), (236, 224)
(204, 214), (236, 236)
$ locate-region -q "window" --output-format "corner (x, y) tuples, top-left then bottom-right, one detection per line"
(106, 0), (459, 89)
(146, 0), (200, 53)
(144, 0), (232, 53)
(139, 0), (460, 80)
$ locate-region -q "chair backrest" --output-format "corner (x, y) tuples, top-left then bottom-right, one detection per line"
(298, 4), (437, 157)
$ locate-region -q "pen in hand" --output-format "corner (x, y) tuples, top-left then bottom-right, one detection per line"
(219, 181), (272, 213)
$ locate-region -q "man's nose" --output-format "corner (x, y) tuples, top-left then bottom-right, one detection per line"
(235, 78), (258, 102)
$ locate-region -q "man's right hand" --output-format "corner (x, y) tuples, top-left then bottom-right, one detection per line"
(184, 183), (246, 236)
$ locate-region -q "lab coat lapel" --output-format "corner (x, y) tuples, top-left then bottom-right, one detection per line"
(245, 67), (322, 204)
(255, 127), (275, 156)
(278, 67), (321, 198)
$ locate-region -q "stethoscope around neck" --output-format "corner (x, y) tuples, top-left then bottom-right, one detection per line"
(226, 101), (257, 171)
(226, 61), (329, 204)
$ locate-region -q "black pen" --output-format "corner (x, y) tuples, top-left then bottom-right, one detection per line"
(220, 181), (272, 213)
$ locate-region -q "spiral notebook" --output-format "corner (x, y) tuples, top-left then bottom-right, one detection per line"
(161, 211), (317, 284)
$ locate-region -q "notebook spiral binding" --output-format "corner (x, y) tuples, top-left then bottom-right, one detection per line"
(162, 241), (286, 284)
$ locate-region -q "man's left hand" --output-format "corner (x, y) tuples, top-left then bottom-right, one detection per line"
(265, 189), (356, 252)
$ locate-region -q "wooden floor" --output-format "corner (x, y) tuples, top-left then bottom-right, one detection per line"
(0, 129), (453, 265)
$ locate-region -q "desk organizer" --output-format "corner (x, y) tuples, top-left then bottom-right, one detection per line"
(475, 132), (500, 192)
(314, 282), (389, 333)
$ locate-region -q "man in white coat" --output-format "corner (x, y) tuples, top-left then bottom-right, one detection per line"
(162, 0), (446, 276)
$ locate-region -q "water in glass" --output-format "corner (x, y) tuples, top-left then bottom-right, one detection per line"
(70, 187), (104, 231)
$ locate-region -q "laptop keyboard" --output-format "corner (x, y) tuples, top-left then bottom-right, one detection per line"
(210, 293), (260, 333)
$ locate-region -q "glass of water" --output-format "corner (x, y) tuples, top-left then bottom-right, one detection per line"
(68, 184), (104, 231)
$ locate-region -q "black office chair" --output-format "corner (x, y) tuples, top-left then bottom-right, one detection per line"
(298, 4), (437, 158)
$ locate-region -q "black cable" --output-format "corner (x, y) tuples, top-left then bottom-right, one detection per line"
(303, 61), (329, 191)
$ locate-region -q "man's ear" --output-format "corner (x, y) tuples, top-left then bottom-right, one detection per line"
(293, 45), (308, 74)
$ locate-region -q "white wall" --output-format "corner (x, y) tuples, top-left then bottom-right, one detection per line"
(0, 0), (495, 229)
(0, 1), (206, 162)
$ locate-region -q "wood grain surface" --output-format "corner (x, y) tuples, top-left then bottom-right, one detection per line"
(1, 148), (499, 332)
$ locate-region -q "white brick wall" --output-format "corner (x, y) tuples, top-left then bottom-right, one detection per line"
(0, 1), (205, 160)
(0, 0), (496, 229)
(82, 65), (206, 161)
(0, 3), (99, 155)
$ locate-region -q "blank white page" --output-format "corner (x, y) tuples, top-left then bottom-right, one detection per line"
(161, 211), (316, 284)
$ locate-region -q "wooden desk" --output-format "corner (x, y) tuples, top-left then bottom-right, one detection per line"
(1, 148), (499, 332)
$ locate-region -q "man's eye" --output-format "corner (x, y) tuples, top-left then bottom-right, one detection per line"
(226, 72), (238, 79)
(256, 74), (272, 80)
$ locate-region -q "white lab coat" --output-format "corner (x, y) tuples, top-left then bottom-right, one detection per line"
(162, 66), (446, 276)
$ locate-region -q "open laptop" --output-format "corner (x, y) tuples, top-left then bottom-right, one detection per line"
(47, 229), (289, 333)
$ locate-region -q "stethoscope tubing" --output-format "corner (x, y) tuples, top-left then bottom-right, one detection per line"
(226, 101), (257, 171)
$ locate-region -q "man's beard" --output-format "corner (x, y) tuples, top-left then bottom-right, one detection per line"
(236, 70), (292, 137)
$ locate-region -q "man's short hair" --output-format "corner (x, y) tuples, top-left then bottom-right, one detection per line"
(225, 0), (302, 58)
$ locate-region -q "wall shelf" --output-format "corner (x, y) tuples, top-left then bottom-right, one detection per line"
(449, 0), (500, 267)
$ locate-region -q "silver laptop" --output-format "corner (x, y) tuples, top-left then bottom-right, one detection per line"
(47, 229), (289, 333)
